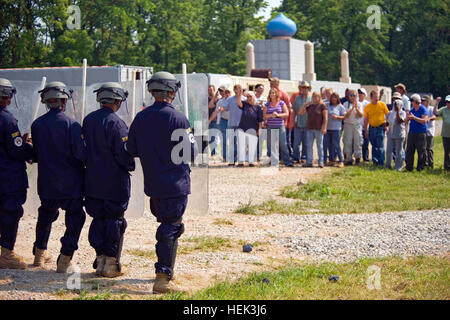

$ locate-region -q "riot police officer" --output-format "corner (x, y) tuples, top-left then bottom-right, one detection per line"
(127, 71), (198, 293)
(0, 78), (34, 269)
(83, 82), (135, 278)
(30, 82), (87, 272)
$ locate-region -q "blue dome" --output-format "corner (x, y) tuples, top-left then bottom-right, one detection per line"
(267, 13), (297, 38)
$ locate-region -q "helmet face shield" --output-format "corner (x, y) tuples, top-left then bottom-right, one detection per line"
(94, 86), (129, 103)
(146, 78), (181, 93)
(39, 86), (72, 103)
(0, 85), (17, 98)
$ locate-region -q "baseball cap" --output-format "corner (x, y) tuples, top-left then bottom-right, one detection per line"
(421, 95), (430, 102)
(410, 94), (421, 103)
(392, 92), (402, 100)
(446, 95), (450, 102)
(218, 85), (227, 91)
(358, 88), (367, 95)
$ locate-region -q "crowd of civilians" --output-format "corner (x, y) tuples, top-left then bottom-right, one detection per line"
(208, 79), (450, 171)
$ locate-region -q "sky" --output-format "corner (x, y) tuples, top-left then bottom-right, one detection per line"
(258, 0), (283, 20)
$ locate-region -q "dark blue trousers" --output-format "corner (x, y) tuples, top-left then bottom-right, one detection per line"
(85, 197), (128, 258)
(150, 196), (187, 279)
(34, 198), (86, 257)
(0, 191), (26, 251)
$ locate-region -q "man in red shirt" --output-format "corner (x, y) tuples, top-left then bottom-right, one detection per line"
(270, 77), (293, 156)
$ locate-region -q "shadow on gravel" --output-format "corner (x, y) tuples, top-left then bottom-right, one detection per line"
(0, 267), (155, 297)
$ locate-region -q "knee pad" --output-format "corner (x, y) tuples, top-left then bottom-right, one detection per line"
(105, 217), (127, 243)
(156, 223), (184, 244)
(84, 198), (104, 219)
(157, 197), (188, 224)
(38, 206), (60, 224)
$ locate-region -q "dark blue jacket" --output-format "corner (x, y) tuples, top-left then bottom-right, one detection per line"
(0, 106), (34, 194)
(82, 107), (135, 202)
(31, 108), (86, 199)
(127, 101), (198, 199)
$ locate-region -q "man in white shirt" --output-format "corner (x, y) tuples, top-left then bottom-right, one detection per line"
(394, 83), (411, 112)
(422, 95), (437, 168)
(343, 89), (363, 165)
(358, 88), (370, 162)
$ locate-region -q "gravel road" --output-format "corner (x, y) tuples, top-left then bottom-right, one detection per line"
(0, 165), (448, 300)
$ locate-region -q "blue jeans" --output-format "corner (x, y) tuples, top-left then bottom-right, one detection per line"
(218, 119), (228, 160)
(368, 125), (386, 166)
(267, 126), (292, 166)
(286, 128), (293, 156)
(323, 130), (343, 162)
(293, 127), (308, 161)
(306, 129), (324, 165)
(362, 129), (370, 161)
(208, 122), (218, 156)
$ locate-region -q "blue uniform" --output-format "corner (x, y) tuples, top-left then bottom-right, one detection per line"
(31, 108), (87, 256)
(82, 106), (135, 258)
(127, 101), (198, 278)
(0, 106), (34, 250)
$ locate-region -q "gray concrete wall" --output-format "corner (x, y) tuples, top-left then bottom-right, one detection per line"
(289, 39), (306, 81)
(252, 38), (306, 81)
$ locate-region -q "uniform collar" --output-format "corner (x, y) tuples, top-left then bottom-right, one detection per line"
(152, 101), (173, 109)
(101, 106), (115, 113)
(49, 108), (63, 113)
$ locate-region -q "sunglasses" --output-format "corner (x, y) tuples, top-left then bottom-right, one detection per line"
(349, 94), (356, 97)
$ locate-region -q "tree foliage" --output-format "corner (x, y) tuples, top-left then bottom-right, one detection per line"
(0, 0), (448, 96)
(278, 0), (449, 96)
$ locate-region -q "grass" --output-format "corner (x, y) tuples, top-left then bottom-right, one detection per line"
(178, 236), (233, 254)
(235, 136), (450, 215)
(213, 218), (234, 226)
(75, 288), (130, 300)
(162, 255), (449, 300)
(235, 199), (257, 215)
(127, 248), (157, 260)
(127, 236), (252, 259)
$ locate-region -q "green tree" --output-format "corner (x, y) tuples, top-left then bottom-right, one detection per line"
(278, 0), (449, 97)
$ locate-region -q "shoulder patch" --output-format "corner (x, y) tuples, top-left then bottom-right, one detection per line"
(186, 127), (192, 134)
(14, 137), (23, 147)
(189, 133), (195, 144)
(81, 134), (84, 139)
(122, 136), (128, 142)
(11, 131), (20, 138)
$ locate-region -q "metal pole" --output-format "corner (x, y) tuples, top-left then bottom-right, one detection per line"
(29, 76), (47, 132)
(141, 71), (146, 110)
(132, 70), (137, 119)
(182, 63), (189, 120)
(81, 58), (87, 120)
